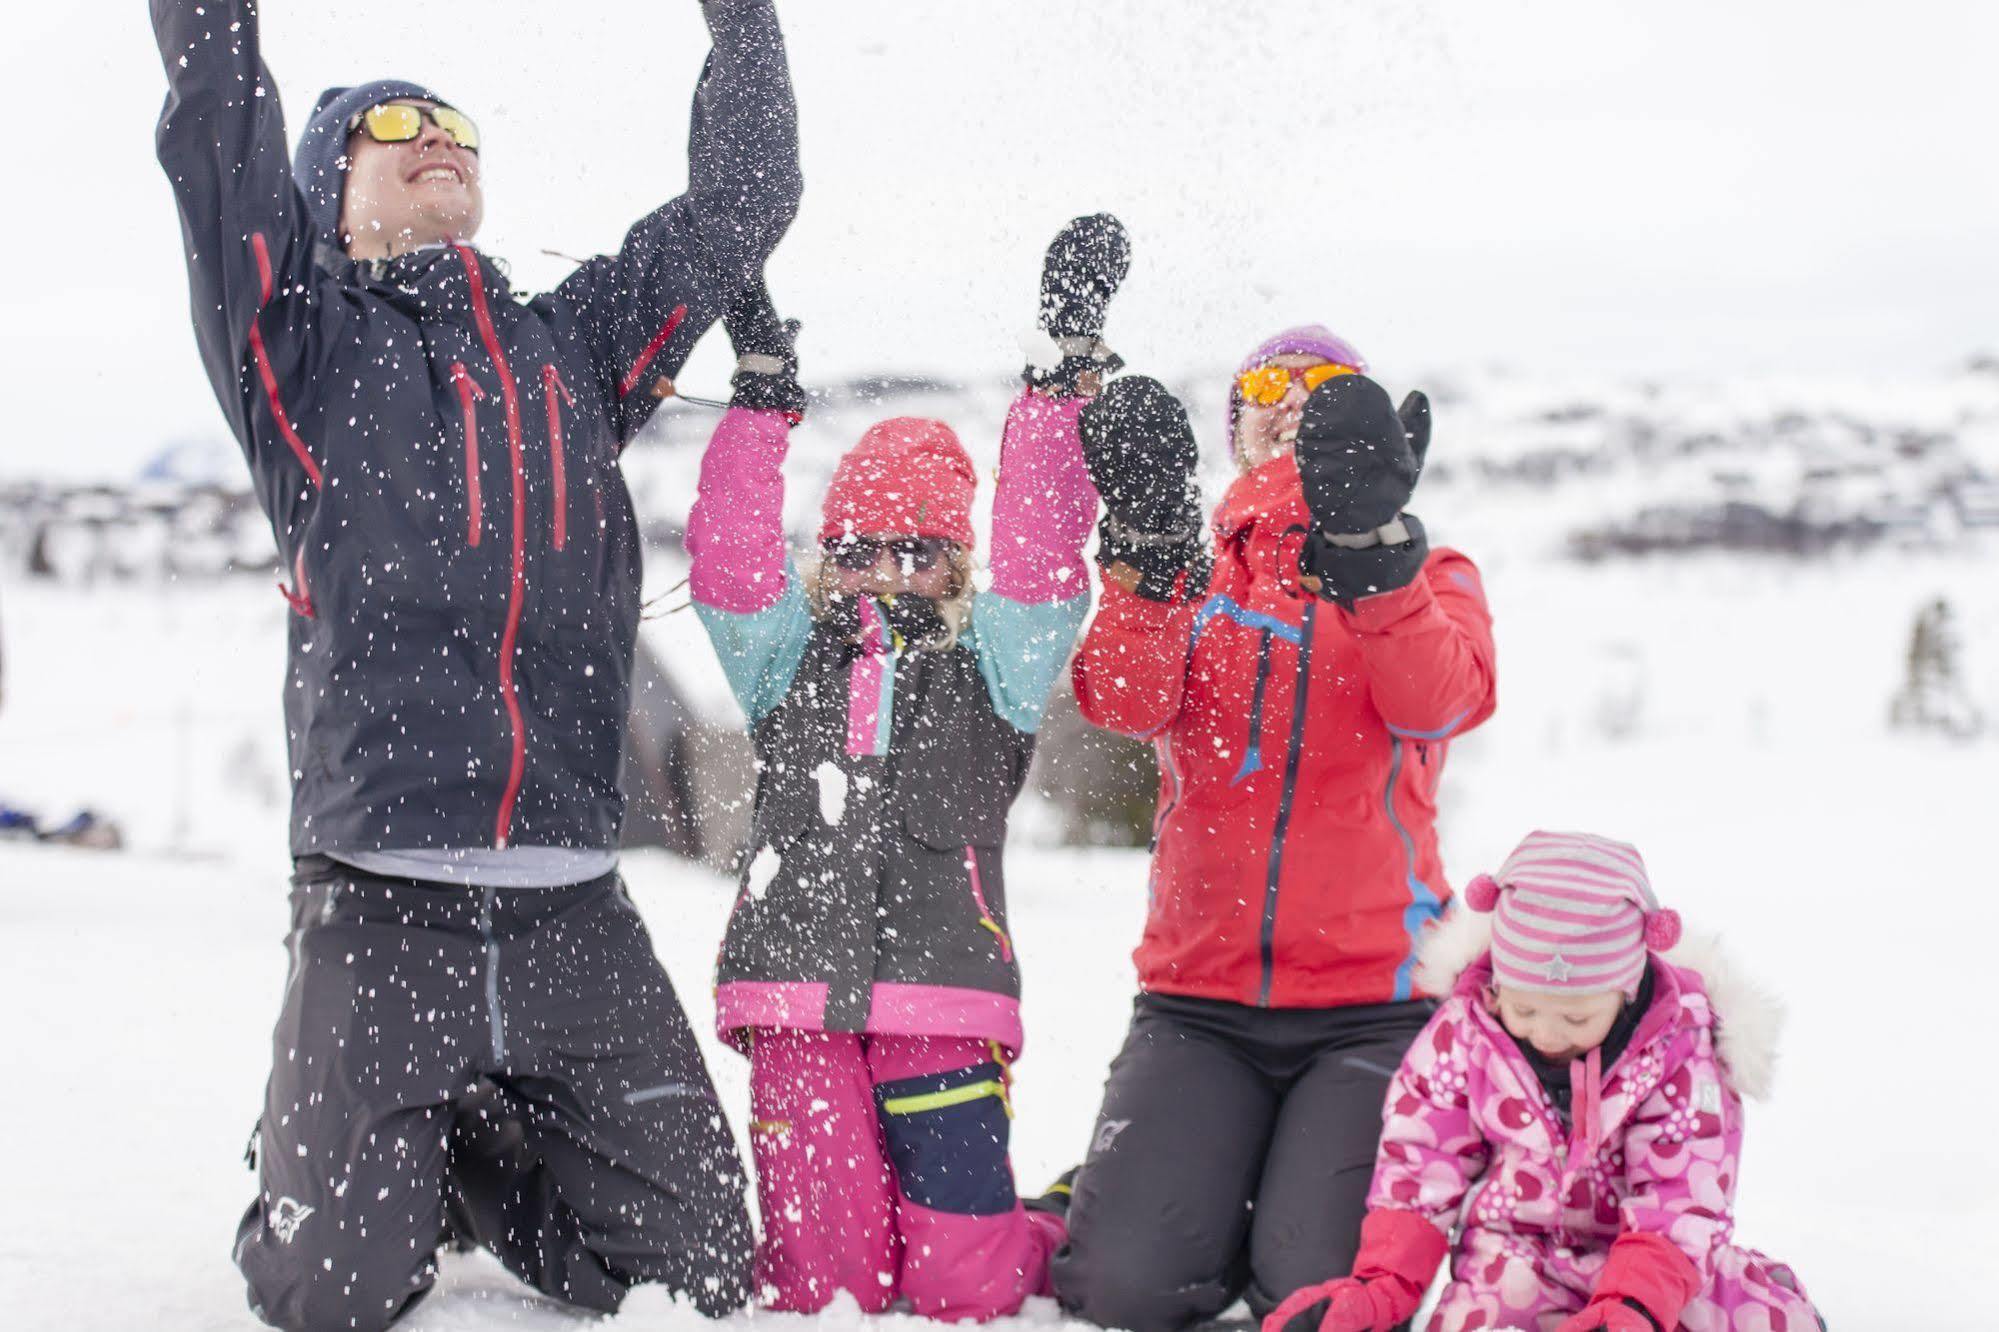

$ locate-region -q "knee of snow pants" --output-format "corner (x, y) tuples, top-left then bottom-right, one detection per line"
(1244, 1040), (1418, 1320)
(1681, 1244), (1827, 1332)
(1051, 1002), (1270, 1332)
(872, 1035), (1057, 1321)
(237, 1191), (437, 1332)
(747, 1031), (900, 1314)
(1055, 1260), (1236, 1332)
(238, 863), (753, 1327)
(235, 868), (474, 1332)
(745, 1030), (1057, 1322)
(474, 882), (755, 1316)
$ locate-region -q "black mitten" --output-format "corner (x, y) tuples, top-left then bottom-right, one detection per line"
(724, 278), (807, 418)
(1300, 514), (1430, 607)
(882, 594), (948, 649)
(1024, 213), (1131, 396)
(1294, 375), (1431, 605)
(1079, 375), (1209, 601)
(1294, 375), (1429, 533)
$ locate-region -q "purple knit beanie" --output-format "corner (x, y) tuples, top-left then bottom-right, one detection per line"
(1463, 830), (1683, 997)
(1226, 323), (1368, 455)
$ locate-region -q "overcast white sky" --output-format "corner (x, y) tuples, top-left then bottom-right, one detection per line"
(2, 1), (1994, 478)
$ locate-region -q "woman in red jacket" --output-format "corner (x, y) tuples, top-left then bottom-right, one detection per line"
(1050, 327), (1497, 1332)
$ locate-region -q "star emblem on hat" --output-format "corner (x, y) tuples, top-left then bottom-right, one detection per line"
(1544, 954), (1573, 982)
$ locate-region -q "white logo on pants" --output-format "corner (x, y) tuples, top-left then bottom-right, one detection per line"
(271, 1197), (314, 1244)
(1093, 1119), (1132, 1154)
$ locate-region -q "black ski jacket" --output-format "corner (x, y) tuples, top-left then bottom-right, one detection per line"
(152, 0), (799, 855)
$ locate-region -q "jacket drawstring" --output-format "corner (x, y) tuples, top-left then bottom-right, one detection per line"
(278, 546), (315, 618)
(1565, 1045), (1603, 1171)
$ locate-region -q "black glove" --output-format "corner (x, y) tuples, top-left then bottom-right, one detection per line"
(1294, 374), (1431, 605)
(1295, 374), (1429, 532)
(1024, 213), (1130, 396)
(1079, 375), (1209, 601)
(1295, 374), (1439, 600)
(724, 278), (807, 419)
(1300, 514), (1429, 606)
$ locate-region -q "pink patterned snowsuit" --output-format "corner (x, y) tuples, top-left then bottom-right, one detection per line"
(1371, 941), (1822, 1331)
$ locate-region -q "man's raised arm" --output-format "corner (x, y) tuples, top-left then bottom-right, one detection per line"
(153, 0), (328, 488)
(689, 0), (802, 295)
(546, 0), (801, 443)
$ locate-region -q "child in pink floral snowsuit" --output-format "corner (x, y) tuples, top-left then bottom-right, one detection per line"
(1265, 831), (1822, 1332)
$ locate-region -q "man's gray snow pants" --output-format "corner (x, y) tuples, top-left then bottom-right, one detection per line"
(234, 857), (753, 1332)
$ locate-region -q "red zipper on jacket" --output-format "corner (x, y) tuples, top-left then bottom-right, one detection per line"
(247, 233), (324, 488)
(542, 365), (575, 551)
(450, 362), (487, 546)
(453, 244), (529, 849)
(617, 304), (689, 399)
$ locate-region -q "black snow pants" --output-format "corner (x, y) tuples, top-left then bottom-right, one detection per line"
(234, 857), (753, 1332)
(1052, 992), (1435, 1332)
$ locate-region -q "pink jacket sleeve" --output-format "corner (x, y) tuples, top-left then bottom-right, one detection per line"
(986, 390), (1098, 604)
(1366, 1000), (1491, 1234)
(687, 405), (792, 612)
(972, 390), (1101, 732)
(1339, 547), (1497, 741)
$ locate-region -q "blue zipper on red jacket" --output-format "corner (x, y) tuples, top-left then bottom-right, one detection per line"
(1257, 599), (1317, 1006)
(1232, 628), (1275, 784)
(1383, 735), (1445, 1002)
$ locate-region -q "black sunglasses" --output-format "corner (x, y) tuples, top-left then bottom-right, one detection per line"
(821, 535), (952, 573)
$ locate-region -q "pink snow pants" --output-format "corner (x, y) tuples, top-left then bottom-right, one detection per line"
(746, 1030), (1065, 1321)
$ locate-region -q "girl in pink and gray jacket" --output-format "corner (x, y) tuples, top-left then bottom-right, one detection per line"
(684, 217), (1128, 1321)
(1264, 831), (1822, 1332)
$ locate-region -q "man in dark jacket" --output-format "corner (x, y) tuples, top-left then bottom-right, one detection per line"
(151, 1), (800, 1327)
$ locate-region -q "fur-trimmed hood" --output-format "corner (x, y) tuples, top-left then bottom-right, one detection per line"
(1413, 901), (1785, 1101)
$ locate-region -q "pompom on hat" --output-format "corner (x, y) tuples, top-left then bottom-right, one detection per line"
(1464, 830), (1681, 997)
(819, 417), (978, 550)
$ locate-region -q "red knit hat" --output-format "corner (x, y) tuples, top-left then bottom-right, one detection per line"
(818, 417), (978, 550)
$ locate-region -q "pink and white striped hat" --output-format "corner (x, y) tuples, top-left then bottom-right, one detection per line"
(1464, 830), (1682, 996)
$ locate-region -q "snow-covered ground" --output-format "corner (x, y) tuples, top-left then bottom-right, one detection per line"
(3, 541), (1996, 1327)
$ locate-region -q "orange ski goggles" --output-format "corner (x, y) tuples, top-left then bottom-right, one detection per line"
(1236, 360), (1358, 406)
(350, 102), (481, 152)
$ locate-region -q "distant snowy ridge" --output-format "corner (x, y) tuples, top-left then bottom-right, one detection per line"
(6, 359), (1997, 582)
